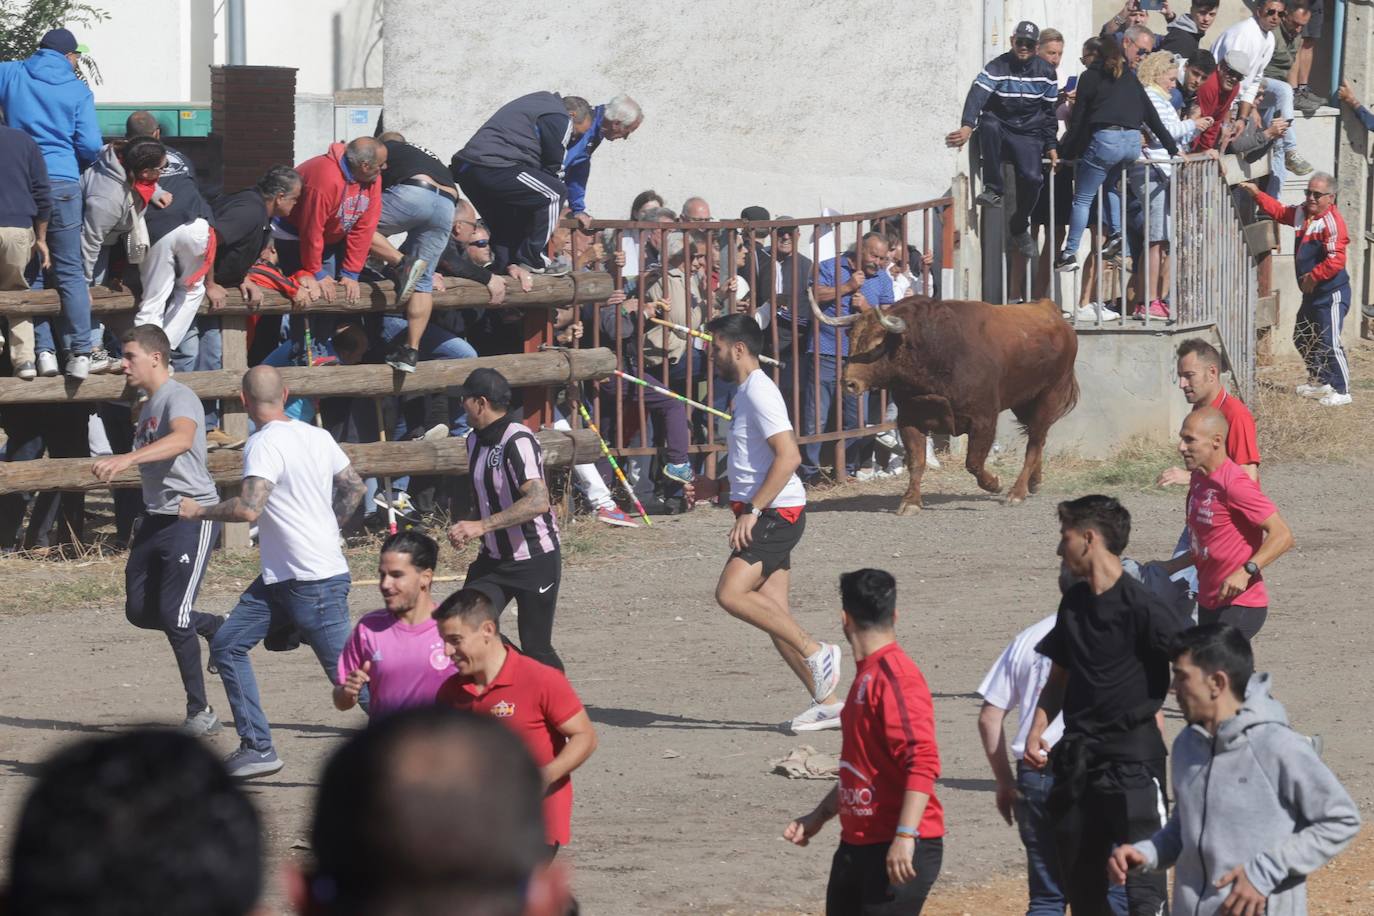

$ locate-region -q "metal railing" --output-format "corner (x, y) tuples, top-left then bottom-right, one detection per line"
(975, 150), (1259, 401)
(568, 200), (955, 486)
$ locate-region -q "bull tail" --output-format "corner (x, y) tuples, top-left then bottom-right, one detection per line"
(1051, 366), (1081, 425)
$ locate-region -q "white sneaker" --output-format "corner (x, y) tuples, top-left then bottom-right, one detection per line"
(925, 439), (941, 469)
(875, 429), (901, 451)
(855, 467), (878, 482)
(1075, 304), (1120, 321)
(1318, 391), (1352, 407)
(65, 354), (90, 380)
(789, 701), (845, 734)
(1296, 382), (1333, 399)
(805, 642), (842, 703)
(36, 351), (58, 377)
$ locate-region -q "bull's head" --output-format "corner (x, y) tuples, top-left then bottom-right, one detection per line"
(814, 305), (907, 395)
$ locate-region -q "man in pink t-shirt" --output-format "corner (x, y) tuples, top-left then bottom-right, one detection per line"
(1159, 408), (1294, 639)
(334, 531), (455, 717)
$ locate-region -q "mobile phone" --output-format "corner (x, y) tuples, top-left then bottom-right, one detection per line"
(1064, 75), (1078, 94)
(1137, 0), (1165, 10)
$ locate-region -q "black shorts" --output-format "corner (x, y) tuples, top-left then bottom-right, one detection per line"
(731, 508), (805, 577)
(825, 837), (943, 915)
(1198, 604), (1268, 640)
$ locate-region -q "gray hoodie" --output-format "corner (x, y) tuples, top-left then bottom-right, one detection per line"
(1134, 674), (1360, 915)
(80, 142), (137, 281)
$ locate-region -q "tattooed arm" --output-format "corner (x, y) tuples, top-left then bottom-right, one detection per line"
(448, 478), (550, 548)
(331, 464), (366, 528)
(179, 476), (275, 523)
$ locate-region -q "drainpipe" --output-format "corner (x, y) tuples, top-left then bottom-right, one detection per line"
(1328, 0), (1346, 101)
(227, 0), (246, 66)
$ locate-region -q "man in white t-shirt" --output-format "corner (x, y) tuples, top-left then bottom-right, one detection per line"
(180, 365), (366, 779)
(697, 314), (843, 733)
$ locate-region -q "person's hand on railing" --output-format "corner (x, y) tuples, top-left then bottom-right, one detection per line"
(1236, 181), (1261, 199)
(1047, 149), (1060, 172)
(238, 281), (263, 309)
(205, 281), (227, 312)
(487, 273), (507, 305)
(507, 263), (534, 293)
(945, 125), (973, 149)
(1191, 115), (1215, 134)
(432, 273), (447, 293)
(613, 248), (626, 270)
(573, 211), (594, 231)
(295, 274), (322, 309)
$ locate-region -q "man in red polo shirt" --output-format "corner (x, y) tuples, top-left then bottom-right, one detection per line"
(433, 587), (597, 854)
(1158, 338), (1259, 485)
(783, 569), (944, 914)
(1158, 408), (1294, 639)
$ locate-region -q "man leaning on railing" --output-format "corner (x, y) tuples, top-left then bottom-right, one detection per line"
(1239, 174), (1353, 407)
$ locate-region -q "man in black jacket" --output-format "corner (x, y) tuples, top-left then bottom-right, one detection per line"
(946, 21), (1060, 258)
(1157, 0), (1220, 56)
(451, 92), (593, 281)
(206, 166), (302, 309)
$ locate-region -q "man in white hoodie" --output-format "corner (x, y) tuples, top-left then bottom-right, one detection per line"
(1110, 623), (1360, 915)
(1210, 0), (1284, 128)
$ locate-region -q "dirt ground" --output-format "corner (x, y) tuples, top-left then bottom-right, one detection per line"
(1, 360), (1372, 913)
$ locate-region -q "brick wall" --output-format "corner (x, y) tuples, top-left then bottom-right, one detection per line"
(211, 66), (297, 194)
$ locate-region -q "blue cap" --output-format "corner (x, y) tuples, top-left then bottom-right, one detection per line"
(39, 28), (79, 55)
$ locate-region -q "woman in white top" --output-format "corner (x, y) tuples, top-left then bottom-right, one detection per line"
(1130, 51), (1217, 318)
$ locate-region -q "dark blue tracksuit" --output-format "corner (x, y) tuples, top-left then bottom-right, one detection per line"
(961, 52), (1059, 235)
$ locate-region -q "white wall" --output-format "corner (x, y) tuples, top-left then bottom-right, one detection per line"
(74, 0), (382, 104)
(384, 0), (1090, 222)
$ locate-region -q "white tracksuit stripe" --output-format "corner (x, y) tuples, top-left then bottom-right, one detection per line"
(177, 519), (213, 628)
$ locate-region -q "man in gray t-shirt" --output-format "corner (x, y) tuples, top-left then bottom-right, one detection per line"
(134, 376), (218, 514)
(93, 326), (225, 737)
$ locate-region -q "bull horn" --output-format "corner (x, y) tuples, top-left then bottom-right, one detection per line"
(877, 311), (907, 333)
(812, 306), (862, 328)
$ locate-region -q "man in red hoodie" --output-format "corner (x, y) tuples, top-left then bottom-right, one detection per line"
(273, 138), (386, 305)
(783, 568), (945, 914)
(1190, 50), (1246, 151)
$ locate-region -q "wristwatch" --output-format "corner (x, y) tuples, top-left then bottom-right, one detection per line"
(1243, 561), (1260, 577)
(741, 502), (762, 517)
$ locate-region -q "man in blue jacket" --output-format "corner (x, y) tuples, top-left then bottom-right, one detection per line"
(563, 94), (643, 229)
(0, 28), (103, 379)
(945, 21), (1059, 259)
(451, 92), (593, 280)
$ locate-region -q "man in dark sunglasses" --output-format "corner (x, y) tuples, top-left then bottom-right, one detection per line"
(945, 20), (1058, 260)
(1240, 173), (1354, 407)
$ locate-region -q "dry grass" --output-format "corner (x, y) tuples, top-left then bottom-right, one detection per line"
(1252, 345), (1374, 463)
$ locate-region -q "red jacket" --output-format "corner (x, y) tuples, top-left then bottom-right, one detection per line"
(1190, 72), (1240, 152)
(282, 142), (381, 281)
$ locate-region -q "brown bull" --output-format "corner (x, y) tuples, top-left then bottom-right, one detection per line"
(815, 296), (1078, 514)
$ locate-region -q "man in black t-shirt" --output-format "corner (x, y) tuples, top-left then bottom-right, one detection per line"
(1023, 495), (1188, 916)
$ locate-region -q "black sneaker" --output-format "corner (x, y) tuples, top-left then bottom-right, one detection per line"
(975, 189), (1004, 208)
(385, 343), (418, 373)
(1053, 252), (1078, 272)
(1101, 233), (1123, 260)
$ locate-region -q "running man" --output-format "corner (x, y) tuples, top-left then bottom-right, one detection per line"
(334, 530), (454, 718)
(1157, 408), (1294, 640)
(180, 365), (366, 778)
(700, 314), (843, 733)
(446, 368), (565, 671)
(783, 569), (944, 914)
(435, 586), (598, 857)
(93, 325), (224, 736)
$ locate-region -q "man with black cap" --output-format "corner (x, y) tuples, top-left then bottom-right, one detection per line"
(447, 368), (566, 671)
(946, 21), (1059, 259)
(0, 28), (103, 379)
(739, 205), (774, 299)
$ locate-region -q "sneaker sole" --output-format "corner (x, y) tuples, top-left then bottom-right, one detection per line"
(596, 516), (640, 528)
(386, 359), (417, 373)
(231, 759), (285, 780)
(790, 714), (845, 733)
(663, 471), (693, 484)
(396, 258), (430, 306)
(812, 643), (842, 702)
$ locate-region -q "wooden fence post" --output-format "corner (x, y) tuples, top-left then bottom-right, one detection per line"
(219, 315), (250, 549)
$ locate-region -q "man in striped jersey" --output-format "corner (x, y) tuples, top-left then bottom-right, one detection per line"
(946, 20), (1060, 258)
(93, 325), (225, 737)
(1240, 174), (1353, 407)
(447, 368), (566, 671)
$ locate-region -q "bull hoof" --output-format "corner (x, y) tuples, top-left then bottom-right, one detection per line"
(1006, 491), (1029, 506)
(895, 502), (924, 516)
(977, 475), (1002, 494)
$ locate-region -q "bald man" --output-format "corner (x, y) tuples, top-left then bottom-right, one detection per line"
(182, 365), (367, 779)
(1157, 408), (1294, 639)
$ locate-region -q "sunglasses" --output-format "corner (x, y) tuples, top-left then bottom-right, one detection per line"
(1261, 7), (1283, 16)
(1220, 66), (1243, 79)
(1302, 189), (1332, 199)
(1014, 39), (1037, 49)
(470, 239), (491, 247)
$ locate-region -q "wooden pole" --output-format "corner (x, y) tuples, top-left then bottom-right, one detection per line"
(218, 315), (251, 549)
(0, 429), (603, 495)
(0, 273), (615, 317)
(0, 348), (618, 405)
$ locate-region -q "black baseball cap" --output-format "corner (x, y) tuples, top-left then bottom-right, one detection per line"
(39, 28), (81, 55)
(1013, 21), (1040, 44)
(458, 367), (512, 407)
(740, 205), (770, 221)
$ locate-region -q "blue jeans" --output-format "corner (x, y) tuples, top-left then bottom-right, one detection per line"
(378, 184), (456, 294)
(1017, 763), (1128, 916)
(1065, 129), (1143, 254)
(210, 573), (352, 751)
(32, 179), (94, 356)
(194, 316), (223, 428)
(381, 314), (475, 492)
(801, 353), (865, 478)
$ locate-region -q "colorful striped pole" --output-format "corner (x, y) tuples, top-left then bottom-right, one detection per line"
(614, 369), (731, 420)
(647, 315), (780, 366)
(576, 401), (652, 527)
